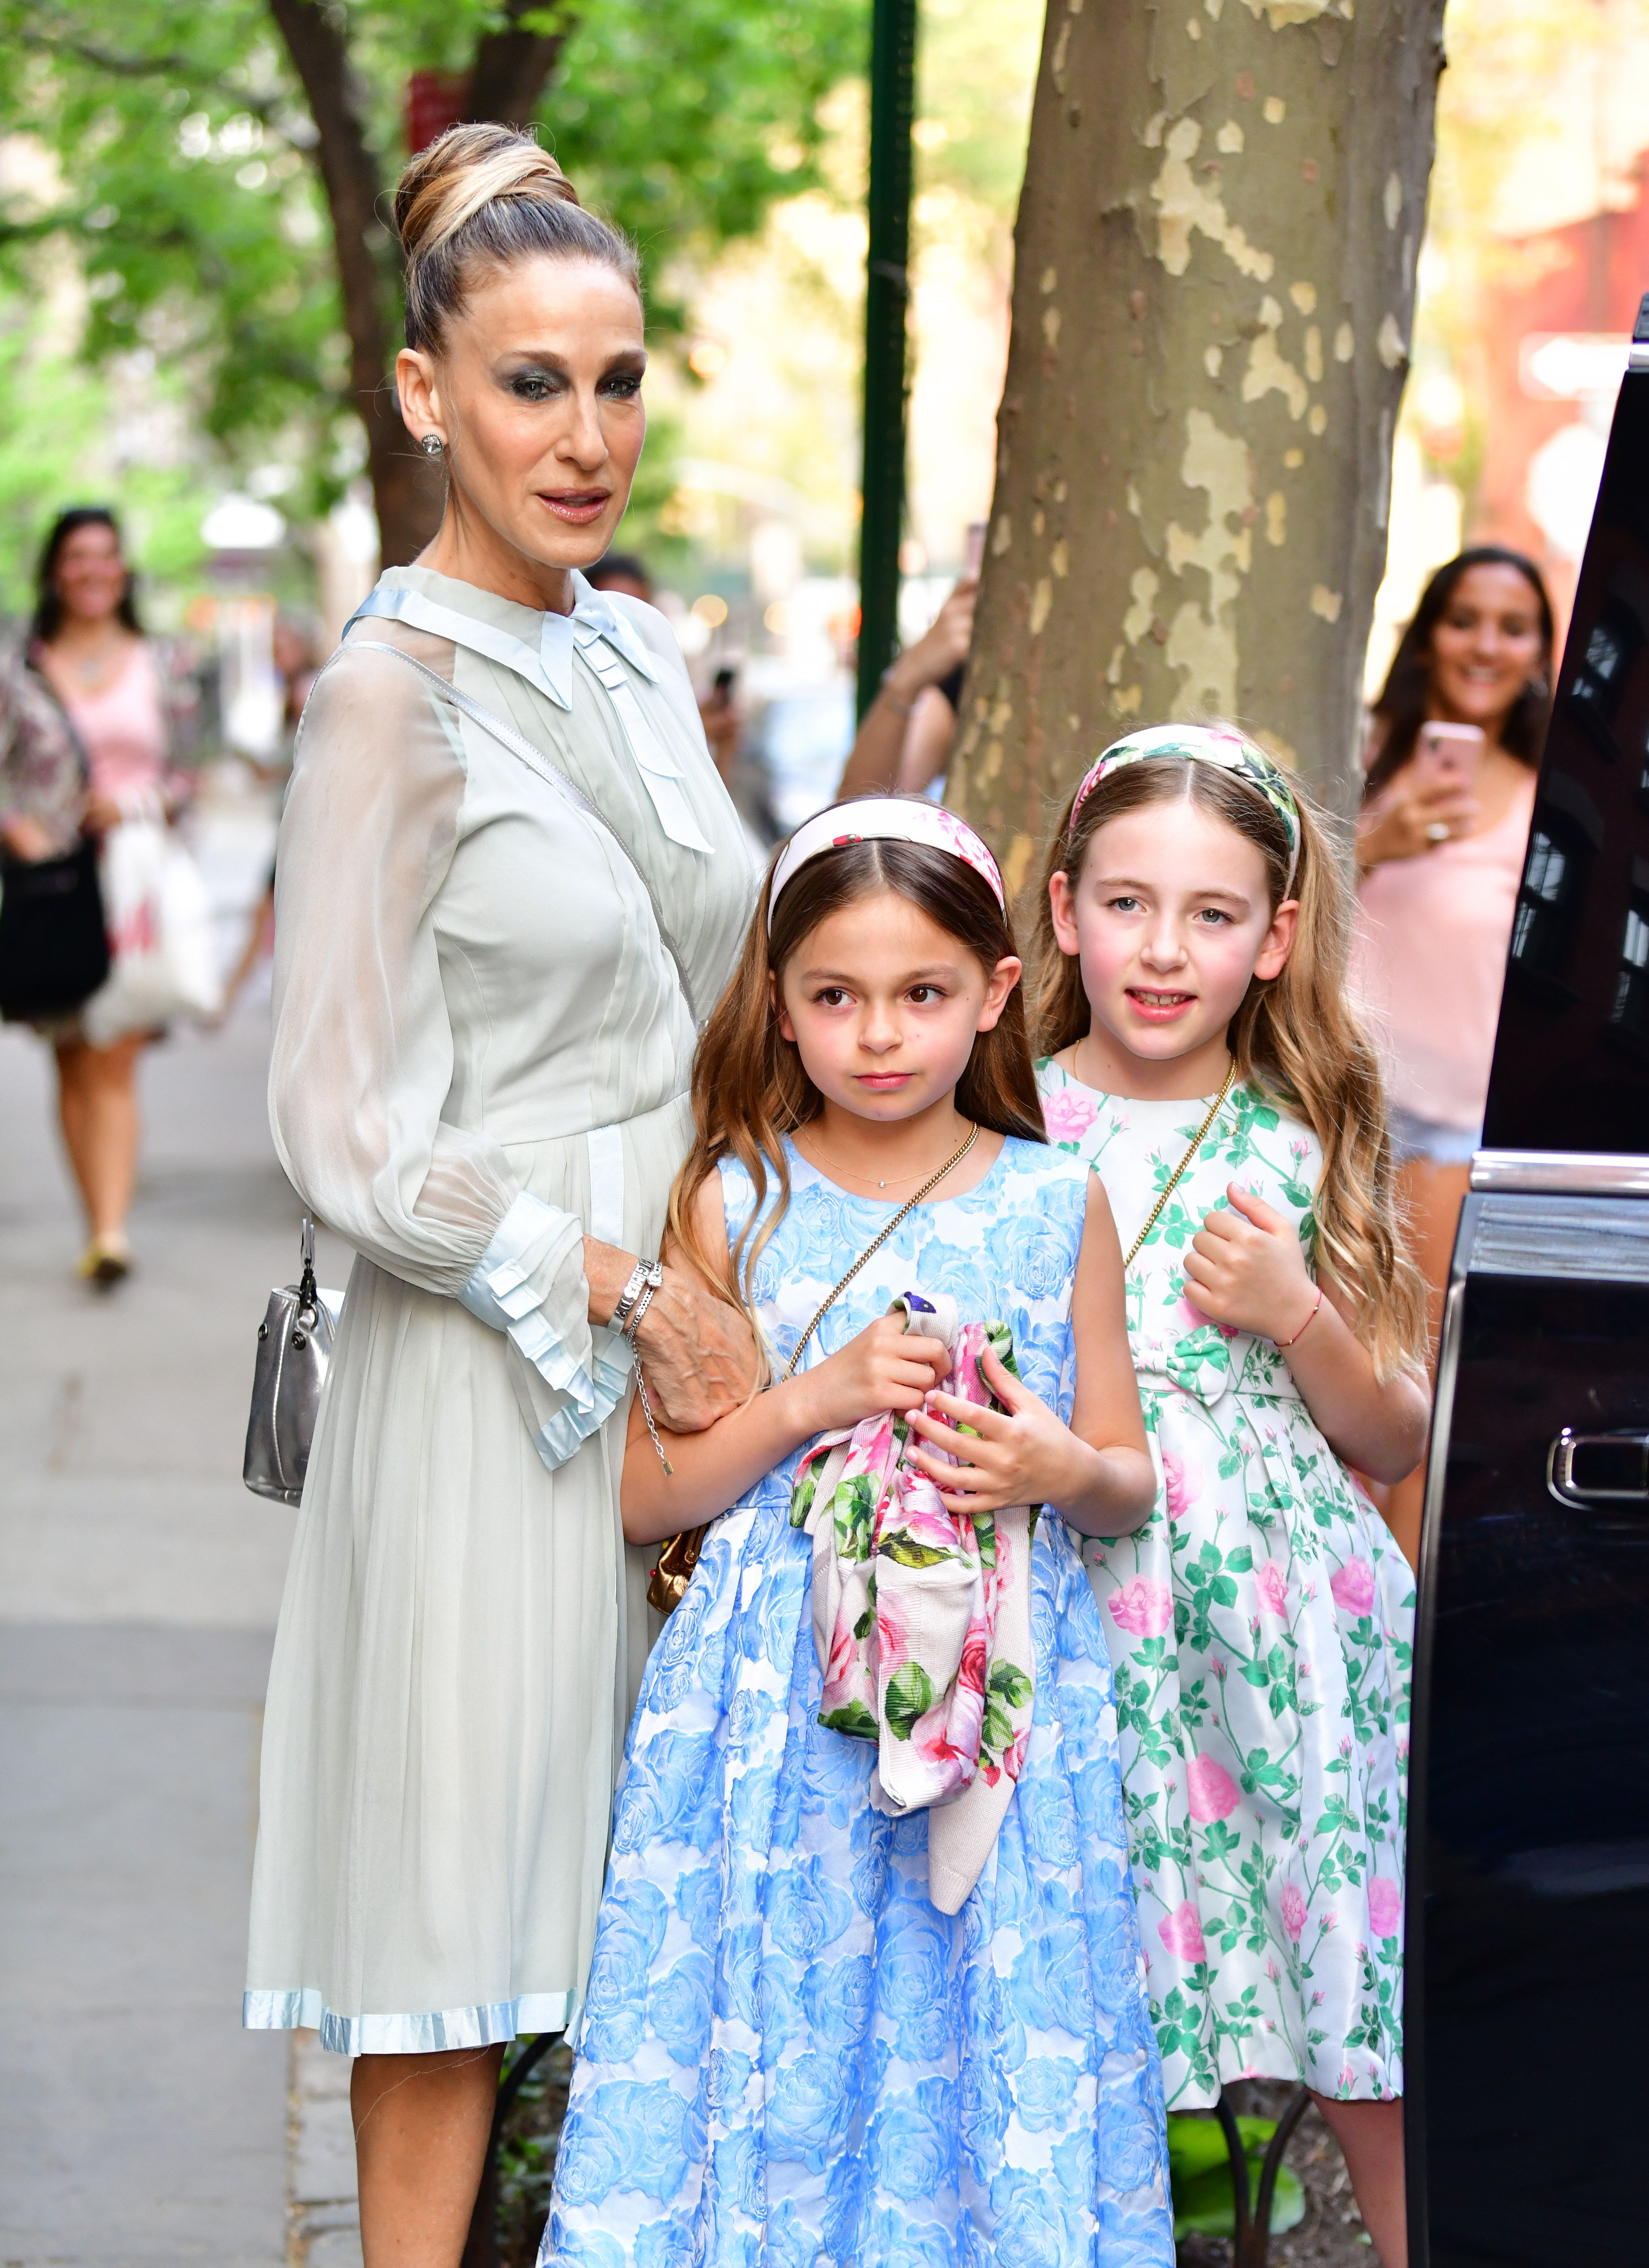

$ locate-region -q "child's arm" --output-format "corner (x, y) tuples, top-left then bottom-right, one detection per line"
(620, 1174), (951, 1546)
(903, 1173), (1158, 1537)
(1181, 1183), (1429, 1483)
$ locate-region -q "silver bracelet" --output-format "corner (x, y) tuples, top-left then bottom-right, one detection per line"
(624, 1275), (661, 1344)
(609, 1257), (661, 1334)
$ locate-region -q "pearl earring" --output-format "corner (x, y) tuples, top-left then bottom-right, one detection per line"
(420, 433), (444, 458)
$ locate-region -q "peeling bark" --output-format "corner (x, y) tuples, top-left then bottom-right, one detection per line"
(951, 0), (1447, 892)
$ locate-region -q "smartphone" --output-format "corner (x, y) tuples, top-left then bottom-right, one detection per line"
(1413, 721), (1485, 791)
(964, 520), (987, 579)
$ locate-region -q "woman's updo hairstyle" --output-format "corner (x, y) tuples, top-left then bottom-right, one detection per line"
(395, 122), (640, 352)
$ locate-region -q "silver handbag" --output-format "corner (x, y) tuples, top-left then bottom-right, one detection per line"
(243, 1217), (344, 1504)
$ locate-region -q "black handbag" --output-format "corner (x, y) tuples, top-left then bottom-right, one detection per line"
(0, 835), (110, 1022)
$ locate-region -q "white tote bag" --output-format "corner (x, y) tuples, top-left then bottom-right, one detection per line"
(82, 811), (223, 1045)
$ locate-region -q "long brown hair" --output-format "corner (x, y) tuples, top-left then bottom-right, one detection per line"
(1032, 752), (1427, 1379)
(670, 815), (1046, 1318)
(1366, 545), (1553, 797)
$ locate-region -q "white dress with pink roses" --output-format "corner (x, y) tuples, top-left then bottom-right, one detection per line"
(1037, 1062), (1413, 2108)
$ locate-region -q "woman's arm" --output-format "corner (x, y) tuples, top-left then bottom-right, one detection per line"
(1182, 1183), (1430, 1482)
(836, 577), (975, 799)
(621, 1175), (950, 1543)
(0, 657), (88, 857)
(902, 1174), (1158, 1537)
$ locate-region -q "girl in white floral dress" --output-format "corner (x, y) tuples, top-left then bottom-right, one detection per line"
(1030, 727), (1429, 2268)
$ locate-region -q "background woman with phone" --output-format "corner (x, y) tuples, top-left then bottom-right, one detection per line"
(1353, 545), (1554, 1561)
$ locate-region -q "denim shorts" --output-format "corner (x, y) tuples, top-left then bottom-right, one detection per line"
(1388, 1103), (1481, 1167)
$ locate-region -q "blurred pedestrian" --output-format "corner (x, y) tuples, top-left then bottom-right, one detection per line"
(1353, 546), (1553, 1563)
(242, 124), (754, 2265)
(12, 509), (197, 1283)
(585, 549), (653, 604)
(698, 660), (741, 786)
(216, 611), (322, 1020)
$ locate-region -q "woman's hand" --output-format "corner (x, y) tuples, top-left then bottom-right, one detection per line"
(1182, 1184), (1318, 1344)
(795, 1314), (951, 1437)
(82, 792), (123, 836)
(904, 1347), (1095, 1515)
(1, 814), (58, 861)
(1356, 773), (1479, 868)
(627, 1266), (758, 1433)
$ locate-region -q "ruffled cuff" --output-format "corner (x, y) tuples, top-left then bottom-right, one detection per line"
(457, 1190), (632, 1470)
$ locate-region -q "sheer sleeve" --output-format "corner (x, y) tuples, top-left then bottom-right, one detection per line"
(269, 638), (621, 1463)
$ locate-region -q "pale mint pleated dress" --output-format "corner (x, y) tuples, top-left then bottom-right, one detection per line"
(243, 567), (754, 2053)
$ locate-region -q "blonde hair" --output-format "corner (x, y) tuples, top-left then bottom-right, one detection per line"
(393, 122), (639, 350)
(668, 822), (1047, 1323)
(1032, 748), (1427, 1381)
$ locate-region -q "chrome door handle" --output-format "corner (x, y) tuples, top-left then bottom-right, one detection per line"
(1547, 1430), (1649, 1505)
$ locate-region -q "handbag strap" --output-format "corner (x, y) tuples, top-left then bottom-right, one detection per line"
(1121, 1060), (1237, 1269)
(341, 637), (700, 1025)
(780, 1122), (981, 1381)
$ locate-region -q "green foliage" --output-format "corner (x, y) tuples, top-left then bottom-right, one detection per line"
(0, 302), (210, 614)
(1166, 2111), (1307, 2242)
(0, 0), (866, 508)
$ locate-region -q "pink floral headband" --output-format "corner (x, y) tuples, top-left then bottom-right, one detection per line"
(767, 798), (1006, 924)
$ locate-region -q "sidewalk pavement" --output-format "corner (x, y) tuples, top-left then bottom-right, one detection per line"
(0, 981), (358, 2265)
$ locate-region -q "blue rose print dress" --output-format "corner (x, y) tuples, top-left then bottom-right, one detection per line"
(542, 1136), (1174, 2268)
(1038, 1063), (1414, 2110)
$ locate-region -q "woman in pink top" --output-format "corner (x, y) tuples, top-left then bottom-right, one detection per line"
(1354, 547), (1553, 1562)
(30, 508), (191, 1284)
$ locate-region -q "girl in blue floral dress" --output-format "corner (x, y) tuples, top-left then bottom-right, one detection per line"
(1031, 727), (1430, 2268)
(543, 799), (1175, 2268)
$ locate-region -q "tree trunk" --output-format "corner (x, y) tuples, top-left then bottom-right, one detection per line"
(269, 0), (576, 569)
(950, 0), (1448, 891)
(267, 0), (439, 567)
(466, 0), (575, 128)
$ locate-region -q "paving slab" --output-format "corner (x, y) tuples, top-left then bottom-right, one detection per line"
(0, 966), (349, 2265)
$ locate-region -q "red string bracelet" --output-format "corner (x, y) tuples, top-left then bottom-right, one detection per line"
(1276, 1286), (1323, 1349)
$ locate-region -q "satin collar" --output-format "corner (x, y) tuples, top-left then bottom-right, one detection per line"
(344, 568), (661, 713)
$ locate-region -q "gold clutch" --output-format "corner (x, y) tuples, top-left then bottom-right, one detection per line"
(647, 1524), (709, 1615)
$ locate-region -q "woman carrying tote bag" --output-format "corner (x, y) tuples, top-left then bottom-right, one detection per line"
(20, 506), (210, 1283)
(243, 125), (757, 2265)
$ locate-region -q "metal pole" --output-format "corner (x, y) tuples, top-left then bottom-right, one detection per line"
(857, 0), (918, 722)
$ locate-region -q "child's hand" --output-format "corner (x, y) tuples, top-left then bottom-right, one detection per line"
(904, 1347), (1090, 1515)
(1181, 1183), (1318, 1344)
(796, 1315), (951, 1435)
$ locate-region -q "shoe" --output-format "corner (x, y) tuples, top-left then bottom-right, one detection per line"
(77, 1233), (131, 1286)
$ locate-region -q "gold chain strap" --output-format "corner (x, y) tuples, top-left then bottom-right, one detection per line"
(781, 1122), (982, 1382)
(1122, 1062), (1237, 1270)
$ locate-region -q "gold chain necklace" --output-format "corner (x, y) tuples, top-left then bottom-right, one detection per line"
(1122, 1062), (1237, 1268)
(798, 1125), (975, 1193)
(782, 1121), (981, 1381)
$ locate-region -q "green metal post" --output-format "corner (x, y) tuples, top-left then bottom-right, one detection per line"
(856, 0), (918, 722)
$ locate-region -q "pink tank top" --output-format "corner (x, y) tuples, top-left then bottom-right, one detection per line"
(62, 644), (168, 807)
(1351, 774), (1536, 1131)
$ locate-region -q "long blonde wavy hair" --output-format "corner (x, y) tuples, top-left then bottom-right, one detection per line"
(1032, 751), (1427, 1380)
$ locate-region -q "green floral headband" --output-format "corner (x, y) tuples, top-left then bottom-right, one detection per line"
(1070, 723), (1301, 891)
